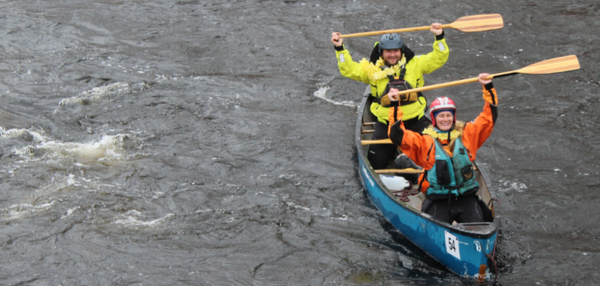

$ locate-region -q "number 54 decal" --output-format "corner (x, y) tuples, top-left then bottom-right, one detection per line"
(445, 231), (461, 259)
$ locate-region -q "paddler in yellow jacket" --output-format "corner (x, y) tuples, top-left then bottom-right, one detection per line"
(331, 23), (449, 169)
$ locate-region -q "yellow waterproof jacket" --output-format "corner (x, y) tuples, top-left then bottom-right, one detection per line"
(335, 37), (449, 123)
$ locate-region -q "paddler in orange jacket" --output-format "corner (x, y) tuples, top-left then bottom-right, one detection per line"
(386, 73), (497, 224)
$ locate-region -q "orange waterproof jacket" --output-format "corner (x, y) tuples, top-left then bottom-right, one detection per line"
(387, 83), (498, 191)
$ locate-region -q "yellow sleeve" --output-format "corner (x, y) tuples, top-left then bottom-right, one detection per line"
(335, 48), (370, 84)
(412, 37), (449, 75)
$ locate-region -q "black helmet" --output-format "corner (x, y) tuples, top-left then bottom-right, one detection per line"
(378, 33), (403, 54)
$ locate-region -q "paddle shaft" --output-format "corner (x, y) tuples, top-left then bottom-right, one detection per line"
(394, 75), (492, 96)
(340, 14), (503, 38)
(341, 25), (448, 38)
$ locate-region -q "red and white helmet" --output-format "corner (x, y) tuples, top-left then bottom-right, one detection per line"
(429, 97), (456, 126)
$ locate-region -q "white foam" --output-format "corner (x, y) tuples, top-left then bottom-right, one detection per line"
(114, 212), (174, 227)
(0, 127), (48, 143)
(0, 125), (133, 162)
(57, 82), (131, 108)
(66, 174), (82, 187)
(36, 134), (127, 161)
(61, 206), (81, 219)
(1, 201), (56, 220)
(313, 86), (358, 108)
(285, 201), (310, 211)
(498, 179), (528, 193)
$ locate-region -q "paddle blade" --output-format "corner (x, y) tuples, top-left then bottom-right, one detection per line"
(517, 55), (580, 75)
(450, 14), (504, 32)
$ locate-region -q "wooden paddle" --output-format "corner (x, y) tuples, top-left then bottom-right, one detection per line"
(341, 14), (504, 38)
(360, 55), (580, 146)
(394, 55), (580, 96)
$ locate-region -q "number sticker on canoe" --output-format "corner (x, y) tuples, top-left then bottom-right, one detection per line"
(445, 231), (461, 259)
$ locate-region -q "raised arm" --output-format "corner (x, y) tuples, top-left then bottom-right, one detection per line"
(331, 31), (371, 84)
(411, 22), (449, 75)
(461, 73), (498, 161)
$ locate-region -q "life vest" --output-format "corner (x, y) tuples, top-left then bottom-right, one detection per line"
(425, 136), (479, 197)
(335, 37), (451, 123)
(376, 66), (422, 107)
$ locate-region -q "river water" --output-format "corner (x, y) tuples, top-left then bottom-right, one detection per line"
(0, 0), (598, 285)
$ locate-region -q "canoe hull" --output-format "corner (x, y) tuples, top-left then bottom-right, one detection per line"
(358, 155), (497, 278)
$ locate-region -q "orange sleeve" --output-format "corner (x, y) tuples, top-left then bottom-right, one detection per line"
(461, 85), (498, 161)
(388, 105), (436, 170)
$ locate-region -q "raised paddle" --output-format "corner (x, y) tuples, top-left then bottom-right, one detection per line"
(340, 14), (504, 38)
(361, 55), (580, 146)
(393, 55), (580, 96)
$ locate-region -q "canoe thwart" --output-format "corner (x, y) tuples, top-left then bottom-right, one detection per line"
(375, 168), (424, 174)
(361, 139), (393, 145)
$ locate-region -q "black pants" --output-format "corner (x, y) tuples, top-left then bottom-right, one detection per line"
(421, 194), (487, 224)
(367, 116), (431, 170)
